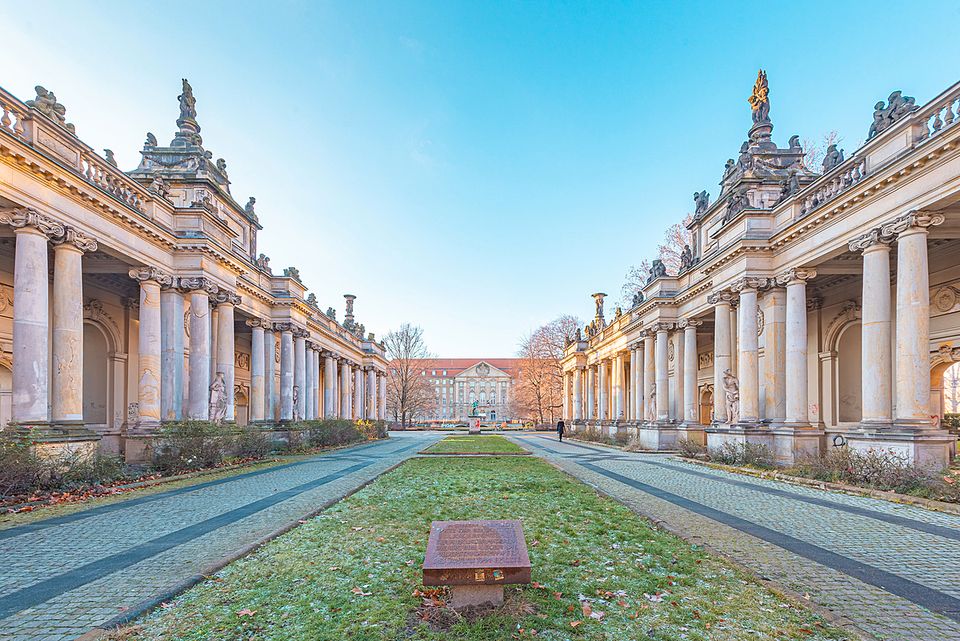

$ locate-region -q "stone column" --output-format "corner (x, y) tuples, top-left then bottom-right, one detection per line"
(655, 324), (670, 421)
(367, 367), (377, 419)
(159, 281), (184, 422)
(779, 269), (816, 424)
(264, 325), (276, 422)
(642, 333), (655, 421)
(181, 279), (214, 420)
(762, 285), (787, 424)
(323, 352), (336, 417)
(354, 367), (364, 418)
(681, 319), (701, 423)
(892, 212), (944, 424)
(586, 366), (595, 420)
(850, 232), (893, 425)
(294, 329), (307, 420)
(733, 279), (761, 424)
(572, 367), (583, 420)
(341, 360), (352, 419)
(247, 319), (265, 422)
(278, 323), (294, 422)
(1, 210), (63, 424)
(51, 228), (97, 426)
(214, 292), (239, 422)
(708, 292), (733, 423)
(130, 267), (171, 427)
(304, 341), (315, 420)
(379, 372), (387, 420)
(598, 359), (608, 420)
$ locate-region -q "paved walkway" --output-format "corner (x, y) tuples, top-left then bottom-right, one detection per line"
(511, 433), (960, 641)
(0, 431), (441, 641)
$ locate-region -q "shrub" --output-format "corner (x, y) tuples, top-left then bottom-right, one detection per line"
(153, 421), (235, 473)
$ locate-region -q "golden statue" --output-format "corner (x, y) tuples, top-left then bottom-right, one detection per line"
(748, 69), (770, 123)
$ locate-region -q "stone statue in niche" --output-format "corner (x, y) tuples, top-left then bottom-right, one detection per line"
(209, 372), (227, 425)
(292, 386), (301, 421)
(723, 369), (740, 424)
(821, 144), (844, 172)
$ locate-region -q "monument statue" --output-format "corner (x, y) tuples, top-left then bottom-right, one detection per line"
(748, 69), (770, 123)
(178, 78), (197, 121)
(209, 372), (227, 425)
(722, 369), (740, 424)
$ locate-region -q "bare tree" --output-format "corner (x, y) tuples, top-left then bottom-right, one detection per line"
(383, 323), (436, 429)
(801, 130), (841, 173)
(513, 315), (581, 425)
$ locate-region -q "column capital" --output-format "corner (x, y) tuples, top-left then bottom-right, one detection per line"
(178, 276), (219, 295)
(0, 207), (65, 239)
(128, 266), (173, 287)
(52, 227), (98, 253)
(707, 290), (736, 305)
(776, 268), (817, 286)
(677, 318), (703, 328)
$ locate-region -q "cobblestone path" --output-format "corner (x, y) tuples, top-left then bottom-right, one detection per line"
(512, 433), (960, 641)
(0, 431), (440, 641)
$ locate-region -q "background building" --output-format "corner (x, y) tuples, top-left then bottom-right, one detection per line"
(408, 359), (520, 422)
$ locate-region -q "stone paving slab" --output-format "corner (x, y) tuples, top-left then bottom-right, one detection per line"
(513, 433), (960, 641)
(0, 432), (441, 641)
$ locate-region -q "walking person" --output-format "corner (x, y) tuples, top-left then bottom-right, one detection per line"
(557, 419), (565, 442)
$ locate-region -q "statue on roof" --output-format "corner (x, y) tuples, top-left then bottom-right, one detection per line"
(178, 79), (197, 121)
(748, 69), (770, 124)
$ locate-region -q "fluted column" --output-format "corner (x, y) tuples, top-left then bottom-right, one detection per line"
(159, 280), (184, 422)
(643, 333), (655, 421)
(655, 324), (670, 421)
(278, 324), (294, 422)
(354, 367), (364, 418)
(572, 367), (583, 420)
(586, 366), (595, 420)
(681, 319), (701, 423)
(323, 352), (336, 417)
(248, 319), (265, 422)
(264, 325), (276, 422)
(294, 329), (307, 421)
(341, 360), (352, 419)
(51, 228), (97, 425)
(762, 285), (787, 424)
(304, 341), (315, 420)
(850, 231), (893, 425)
(598, 359), (608, 420)
(130, 267), (172, 427)
(379, 372), (387, 420)
(733, 279), (762, 424)
(779, 269), (816, 425)
(892, 212), (944, 425)
(182, 279), (214, 420)
(709, 292), (733, 423)
(367, 367), (377, 419)
(214, 292), (240, 422)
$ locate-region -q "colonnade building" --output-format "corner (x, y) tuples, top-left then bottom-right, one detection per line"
(561, 73), (960, 469)
(0, 80), (388, 461)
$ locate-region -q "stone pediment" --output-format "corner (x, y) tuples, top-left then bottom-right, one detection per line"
(457, 361), (510, 379)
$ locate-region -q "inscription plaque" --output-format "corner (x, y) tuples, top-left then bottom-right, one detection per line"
(423, 519), (531, 586)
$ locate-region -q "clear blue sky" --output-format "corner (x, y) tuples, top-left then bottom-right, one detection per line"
(2, 2), (959, 356)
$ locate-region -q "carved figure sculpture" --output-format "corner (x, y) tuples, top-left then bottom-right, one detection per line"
(209, 372), (227, 425)
(722, 369), (740, 424)
(822, 144), (844, 172)
(178, 78), (197, 120)
(693, 190), (710, 217)
(748, 69), (770, 123)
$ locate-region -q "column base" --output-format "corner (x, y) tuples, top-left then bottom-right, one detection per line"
(846, 425), (955, 469)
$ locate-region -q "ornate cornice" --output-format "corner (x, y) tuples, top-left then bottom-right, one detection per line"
(128, 266), (174, 287)
(776, 268), (817, 286)
(0, 207), (65, 239)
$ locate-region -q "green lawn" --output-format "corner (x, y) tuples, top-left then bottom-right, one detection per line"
(421, 434), (528, 454)
(118, 457), (849, 641)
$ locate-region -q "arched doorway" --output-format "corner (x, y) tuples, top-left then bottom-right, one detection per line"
(83, 323), (109, 428)
(836, 322), (862, 424)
